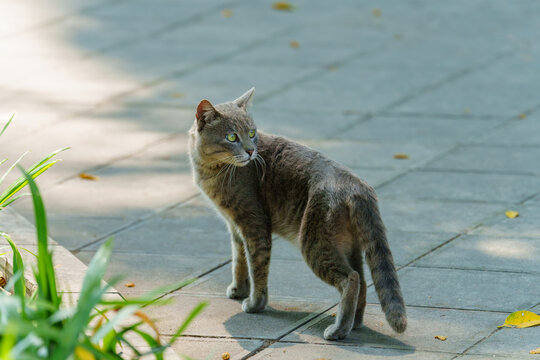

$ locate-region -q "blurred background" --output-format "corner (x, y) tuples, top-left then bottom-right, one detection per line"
(2, 0), (540, 358)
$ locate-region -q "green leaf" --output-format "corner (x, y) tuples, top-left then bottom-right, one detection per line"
(92, 305), (138, 344)
(0, 114), (14, 138)
(0, 151), (29, 187)
(1, 233), (26, 301)
(18, 166), (59, 308)
(168, 301), (208, 345)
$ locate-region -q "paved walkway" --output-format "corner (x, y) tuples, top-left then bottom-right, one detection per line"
(1, 0), (540, 359)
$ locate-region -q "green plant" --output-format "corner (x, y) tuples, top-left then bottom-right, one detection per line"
(0, 168), (206, 359)
(0, 114), (68, 209)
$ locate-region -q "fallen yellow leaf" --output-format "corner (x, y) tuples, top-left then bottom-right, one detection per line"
(79, 173), (98, 181)
(393, 153), (409, 159)
(499, 310), (540, 328)
(272, 2), (294, 11)
(505, 210), (519, 219)
(221, 9), (233, 18)
(372, 8), (382, 17)
(519, 113), (527, 119)
(222, 352), (231, 360)
(290, 40), (299, 49)
(531, 347), (540, 354)
(0, 277), (6, 287)
(124, 282), (136, 288)
(434, 335), (447, 341)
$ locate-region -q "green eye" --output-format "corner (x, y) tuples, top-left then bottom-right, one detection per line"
(226, 133), (237, 142)
(248, 129), (256, 138)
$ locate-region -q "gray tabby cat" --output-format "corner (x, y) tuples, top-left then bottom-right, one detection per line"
(188, 88), (406, 340)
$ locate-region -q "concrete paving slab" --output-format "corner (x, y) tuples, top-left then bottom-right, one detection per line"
(77, 250), (227, 297)
(472, 203), (540, 239)
(456, 355), (534, 360)
(416, 234), (540, 273)
(367, 266), (540, 312)
(424, 145), (540, 175)
(168, 337), (263, 360)
(254, 342), (454, 360)
(336, 115), (504, 144)
(283, 304), (502, 354)
(182, 260), (338, 304)
(379, 199), (504, 233)
(394, 53), (540, 117)
(146, 294), (330, 340)
(122, 62), (319, 109)
(475, 116), (540, 146)
(258, 60), (450, 113)
(378, 170), (540, 204)
(302, 139), (445, 170)
(466, 326), (540, 358)
(0, 207), (51, 246)
(253, 108), (360, 141)
(84, 196), (231, 256)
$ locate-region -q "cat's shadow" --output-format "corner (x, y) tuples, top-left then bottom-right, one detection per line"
(224, 306), (415, 356)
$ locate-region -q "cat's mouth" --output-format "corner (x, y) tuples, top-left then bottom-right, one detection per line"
(235, 159), (251, 167)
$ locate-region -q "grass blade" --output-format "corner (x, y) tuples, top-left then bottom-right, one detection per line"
(0, 151), (29, 187)
(168, 301), (208, 345)
(0, 114), (14, 138)
(1, 233), (26, 301)
(18, 166), (59, 308)
(0, 160), (59, 207)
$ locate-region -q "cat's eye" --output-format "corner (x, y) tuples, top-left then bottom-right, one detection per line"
(248, 129), (256, 138)
(226, 133), (238, 142)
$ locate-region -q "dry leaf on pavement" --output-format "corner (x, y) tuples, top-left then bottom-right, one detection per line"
(372, 8), (382, 17)
(393, 153), (409, 159)
(531, 347), (540, 354)
(79, 173), (98, 181)
(124, 282), (136, 288)
(434, 335), (447, 341)
(222, 352), (231, 360)
(272, 2), (294, 11)
(221, 9), (233, 18)
(290, 40), (300, 48)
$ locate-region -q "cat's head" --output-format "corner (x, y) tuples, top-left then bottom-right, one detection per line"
(192, 88), (258, 167)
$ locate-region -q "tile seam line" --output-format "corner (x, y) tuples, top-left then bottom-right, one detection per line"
(409, 264), (540, 276)
(330, 47), (516, 137)
(241, 303), (338, 359)
(378, 111), (512, 121)
(71, 193), (201, 253)
(66, 24), (296, 120)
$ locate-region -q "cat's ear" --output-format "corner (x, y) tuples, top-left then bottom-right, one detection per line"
(233, 87), (255, 109)
(196, 99), (218, 131)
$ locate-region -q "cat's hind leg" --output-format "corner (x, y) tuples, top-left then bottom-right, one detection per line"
(351, 247), (367, 329)
(300, 203), (359, 340)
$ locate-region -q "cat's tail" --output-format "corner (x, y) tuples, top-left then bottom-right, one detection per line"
(351, 191), (407, 333)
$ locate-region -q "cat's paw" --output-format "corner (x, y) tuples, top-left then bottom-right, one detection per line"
(323, 323), (350, 341)
(241, 293), (267, 313)
(226, 281), (249, 299)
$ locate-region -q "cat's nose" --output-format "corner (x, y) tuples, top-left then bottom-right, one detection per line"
(246, 149), (254, 157)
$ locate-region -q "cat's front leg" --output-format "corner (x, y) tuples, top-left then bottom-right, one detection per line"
(227, 231), (250, 299)
(241, 234), (271, 313)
